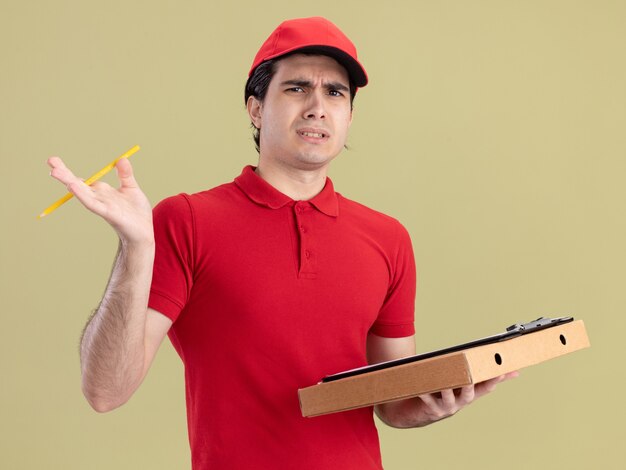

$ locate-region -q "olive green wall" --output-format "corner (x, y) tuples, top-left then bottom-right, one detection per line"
(2, 1), (623, 468)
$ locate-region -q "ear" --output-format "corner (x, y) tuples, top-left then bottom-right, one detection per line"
(348, 108), (353, 128)
(247, 96), (262, 129)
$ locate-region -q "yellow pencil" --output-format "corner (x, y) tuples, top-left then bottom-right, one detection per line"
(38, 145), (141, 219)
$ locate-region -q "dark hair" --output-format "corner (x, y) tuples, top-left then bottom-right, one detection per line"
(244, 55), (357, 153)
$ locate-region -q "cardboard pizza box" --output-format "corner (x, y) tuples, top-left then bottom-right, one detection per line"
(299, 319), (590, 417)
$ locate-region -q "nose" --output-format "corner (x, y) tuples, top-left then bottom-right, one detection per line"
(302, 90), (326, 120)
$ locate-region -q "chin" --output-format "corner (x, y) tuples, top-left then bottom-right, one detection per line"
(298, 147), (343, 165)
(295, 154), (336, 168)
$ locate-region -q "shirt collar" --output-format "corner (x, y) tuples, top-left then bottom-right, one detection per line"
(234, 166), (339, 217)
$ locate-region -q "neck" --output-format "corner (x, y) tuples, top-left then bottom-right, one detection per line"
(255, 160), (329, 201)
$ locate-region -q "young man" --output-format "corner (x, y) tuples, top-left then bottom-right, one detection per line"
(48, 17), (514, 470)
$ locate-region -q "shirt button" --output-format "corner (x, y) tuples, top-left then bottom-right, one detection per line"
(305, 250), (311, 259)
(300, 225), (306, 233)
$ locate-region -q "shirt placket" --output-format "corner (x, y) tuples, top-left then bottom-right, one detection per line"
(294, 201), (317, 279)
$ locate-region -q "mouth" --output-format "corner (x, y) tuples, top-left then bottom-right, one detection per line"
(297, 129), (330, 141)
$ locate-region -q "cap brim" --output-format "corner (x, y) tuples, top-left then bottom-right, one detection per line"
(263, 45), (368, 88)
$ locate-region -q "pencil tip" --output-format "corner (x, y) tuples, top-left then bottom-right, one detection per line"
(37, 212), (46, 219)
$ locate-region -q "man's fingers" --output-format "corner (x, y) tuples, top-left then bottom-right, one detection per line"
(44, 154), (151, 237)
(48, 156), (78, 187)
(48, 157), (139, 193)
(115, 158), (139, 189)
(459, 385), (475, 404)
(48, 157), (93, 198)
(440, 389), (456, 409)
(474, 377), (500, 397)
(413, 372), (519, 425)
(418, 393), (439, 410)
(47, 156), (111, 213)
(474, 371), (519, 399)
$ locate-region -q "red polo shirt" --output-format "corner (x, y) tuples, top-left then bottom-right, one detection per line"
(148, 166), (416, 469)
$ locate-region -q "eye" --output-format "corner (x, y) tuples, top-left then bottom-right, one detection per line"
(329, 89), (345, 97)
(287, 87), (305, 93)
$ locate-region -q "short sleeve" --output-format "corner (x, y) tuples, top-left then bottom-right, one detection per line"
(370, 222), (416, 338)
(148, 194), (195, 322)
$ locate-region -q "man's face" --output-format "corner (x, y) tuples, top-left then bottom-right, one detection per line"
(248, 54), (353, 171)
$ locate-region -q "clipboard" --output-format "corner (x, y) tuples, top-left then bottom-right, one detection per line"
(298, 317), (590, 418)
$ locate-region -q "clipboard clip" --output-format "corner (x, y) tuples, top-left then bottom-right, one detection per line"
(506, 316), (563, 333)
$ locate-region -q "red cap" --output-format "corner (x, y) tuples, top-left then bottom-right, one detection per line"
(249, 17), (368, 87)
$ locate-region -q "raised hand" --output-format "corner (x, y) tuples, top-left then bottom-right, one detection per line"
(47, 156), (153, 244)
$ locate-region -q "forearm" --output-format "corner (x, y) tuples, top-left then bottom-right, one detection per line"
(80, 237), (155, 412)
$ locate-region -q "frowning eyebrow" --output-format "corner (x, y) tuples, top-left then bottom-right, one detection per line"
(280, 79), (350, 93)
